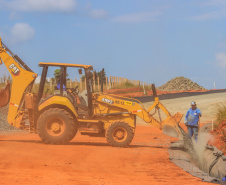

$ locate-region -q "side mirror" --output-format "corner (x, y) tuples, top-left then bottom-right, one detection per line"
(78, 69), (82, 74)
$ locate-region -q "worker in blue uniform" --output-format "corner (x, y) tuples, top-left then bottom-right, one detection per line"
(184, 101), (202, 142)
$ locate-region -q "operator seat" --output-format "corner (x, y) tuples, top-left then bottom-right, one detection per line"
(78, 90), (88, 106)
(52, 89), (89, 111)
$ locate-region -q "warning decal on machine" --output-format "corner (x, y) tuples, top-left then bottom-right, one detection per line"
(10, 103), (19, 107)
(9, 64), (20, 76)
(102, 98), (114, 104)
(125, 101), (133, 106)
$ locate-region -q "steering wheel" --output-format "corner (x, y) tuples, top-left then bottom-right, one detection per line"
(67, 86), (79, 94)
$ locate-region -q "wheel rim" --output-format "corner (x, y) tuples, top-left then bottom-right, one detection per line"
(46, 118), (65, 136)
(112, 127), (127, 142)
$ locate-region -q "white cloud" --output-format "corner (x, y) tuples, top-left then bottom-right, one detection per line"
(88, 9), (108, 19)
(11, 23), (35, 43)
(190, 11), (223, 21)
(112, 11), (162, 23)
(0, 0), (77, 13)
(9, 12), (23, 20)
(1, 23), (35, 44)
(201, 0), (226, 6)
(84, 2), (92, 10)
(83, 3), (109, 20)
(216, 53), (226, 69)
(190, 0), (226, 21)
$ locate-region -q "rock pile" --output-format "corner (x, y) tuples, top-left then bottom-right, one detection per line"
(158, 76), (206, 92)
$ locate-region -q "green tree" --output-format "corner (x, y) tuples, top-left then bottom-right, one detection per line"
(54, 69), (69, 82)
(93, 69), (106, 84)
(81, 69), (106, 84)
(54, 69), (61, 81)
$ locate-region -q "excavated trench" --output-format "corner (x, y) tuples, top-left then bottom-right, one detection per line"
(169, 124), (226, 184)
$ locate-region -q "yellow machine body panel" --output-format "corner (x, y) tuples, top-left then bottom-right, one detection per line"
(0, 38), (37, 126)
(38, 96), (79, 118)
(92, 93), (183, 137)
(93, 93), (161, 126)
(91, 98), (135, 129)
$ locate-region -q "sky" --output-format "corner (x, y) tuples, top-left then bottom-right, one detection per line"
(0, 0), (226, 89)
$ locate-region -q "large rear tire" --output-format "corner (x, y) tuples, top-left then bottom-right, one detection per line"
(105, 121), (134, 147)
(37, 108), (77, 144)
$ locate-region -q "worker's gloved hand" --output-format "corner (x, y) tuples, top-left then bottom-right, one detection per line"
(184, 122), (188, 126)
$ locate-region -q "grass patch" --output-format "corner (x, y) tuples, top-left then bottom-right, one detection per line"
(111, 82), (152, 90)
(215, 103), (226, 128)
(0, 83), (5, 89)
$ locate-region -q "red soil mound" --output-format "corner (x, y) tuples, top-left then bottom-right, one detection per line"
(209, 120), (226, 155)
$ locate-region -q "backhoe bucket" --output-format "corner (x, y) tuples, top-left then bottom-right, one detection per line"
(0, 82), (10, 107)
(162, 112), (183, 138)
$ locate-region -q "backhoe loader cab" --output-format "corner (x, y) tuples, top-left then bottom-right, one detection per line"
(37, 62), (94, 117)
(0, 37), (183, 147)
(33, 63), (96, 144)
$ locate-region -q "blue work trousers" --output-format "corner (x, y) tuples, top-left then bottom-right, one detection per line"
(187, 126), (198, 142)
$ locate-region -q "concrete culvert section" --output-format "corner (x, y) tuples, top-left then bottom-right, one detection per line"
(201, 145), (226, 181)
(169, 127), (226, 184)
(169, 147), (220, 183)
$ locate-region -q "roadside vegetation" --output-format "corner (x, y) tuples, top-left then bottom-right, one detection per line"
(215, 103), (226, 128)
(211, 103), (226, 154)
(0, 73), (151, 95)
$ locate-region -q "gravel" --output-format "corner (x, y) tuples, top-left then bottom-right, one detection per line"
(0, 104), (23, 134)
(158, 76), (206, 92)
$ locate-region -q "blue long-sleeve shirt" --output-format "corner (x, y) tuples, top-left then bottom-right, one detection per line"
(57, 83), (66, 91)
(184, 108), (202, 126)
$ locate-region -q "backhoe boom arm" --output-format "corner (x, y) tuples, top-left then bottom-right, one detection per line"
(0, 38), (37, 127)
(94, 85), (183, 138)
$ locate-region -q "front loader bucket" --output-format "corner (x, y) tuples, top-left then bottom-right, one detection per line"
(0, 82), (10, 107)
(162, 112), (183, 138)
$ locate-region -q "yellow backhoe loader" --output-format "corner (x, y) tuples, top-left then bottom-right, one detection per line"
(0, 37), (183, 147)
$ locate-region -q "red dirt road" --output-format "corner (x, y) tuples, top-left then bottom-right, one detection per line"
(0, 126), (212, 185)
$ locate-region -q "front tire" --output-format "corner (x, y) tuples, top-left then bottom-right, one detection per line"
(37, 108), (77, 144)
(105, 121), (134, 147)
